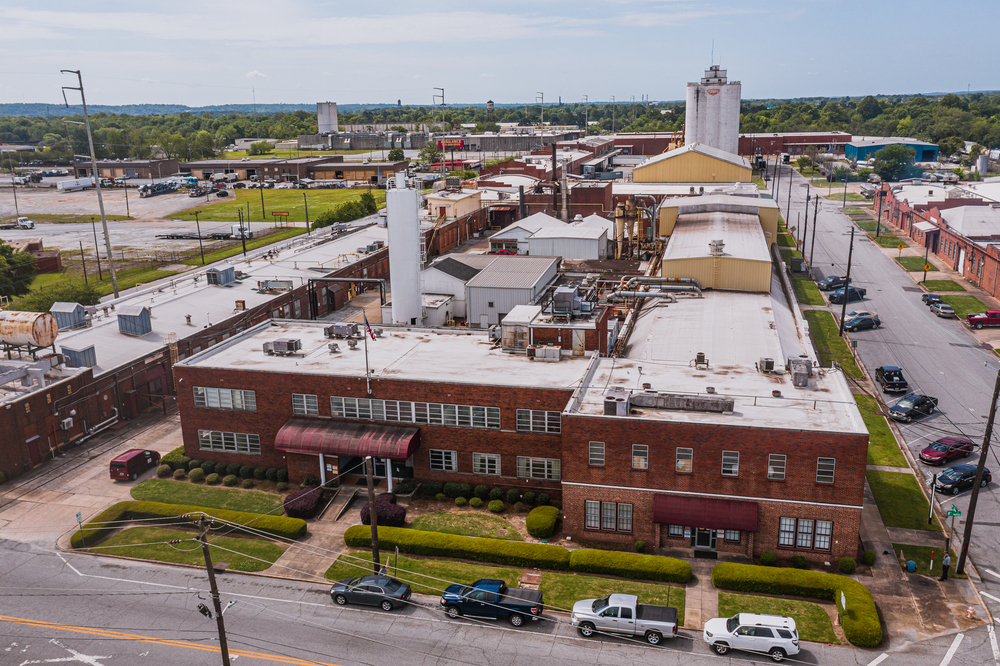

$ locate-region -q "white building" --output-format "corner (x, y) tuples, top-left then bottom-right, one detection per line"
(527, 224), (609, 260)
(684, 65), (741, 156)
(487, 212), (565, 254)
(466, 256), (560, 328)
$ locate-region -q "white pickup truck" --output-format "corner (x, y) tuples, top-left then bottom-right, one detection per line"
(571, 594), (678, 645)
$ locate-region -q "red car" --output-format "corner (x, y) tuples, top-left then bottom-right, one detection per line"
(919, 437), (974, 465)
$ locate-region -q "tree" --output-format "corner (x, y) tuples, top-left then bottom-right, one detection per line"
(940, 94), (969, 111)
(248, 141), (274, 156)
(0, 241), (35, 299)
(939, 136), (964, 157)
(387, 148), (405, 161)
(856, 95), (883, 121)
(13, 281), (101, 313)
(795, 156), (811, 170)
(418, 141), (442, 165)
(872, 144), (918, 182)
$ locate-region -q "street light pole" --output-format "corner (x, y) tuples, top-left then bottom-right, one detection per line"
(194, 211), (205, 264)
(956, 366), (1000, 574)
(842, 177), (848, 209)
(811, 191), (819, 267)
(838, 227), (856, 338)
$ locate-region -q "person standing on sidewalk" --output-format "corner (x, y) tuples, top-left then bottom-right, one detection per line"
(941, 553), (952, 581)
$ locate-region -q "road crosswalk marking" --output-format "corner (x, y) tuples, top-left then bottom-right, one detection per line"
(939, 633), (964, 666)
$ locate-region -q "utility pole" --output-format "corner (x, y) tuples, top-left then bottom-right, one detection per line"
(197, 515), (232, 666)
(875, 189), (885, 238)
(774, 159), (781, 203)
(433, 87), (445, 127)
(123, 181), (130, 218)
(811, 192), (819, 267)
(79, 241), (88, 284)
(259, 184), (265, 220)
(303, 192), (310, 235)
(922, 237), (931, 283)
(91, 217), (103, 280)
(536, 92), (544, 125)
(611, 96), (616, 132)
(957, 366), (1000, 574)
(194, 212), (205, 264)
(582, 95), (588, 134)
(838, 227), (855, 337)
(6, 154), (19, 216)
(364, 456), (381, 574)
(61, 69), (119, 298)
(842, 177), (848, 209)
(802, 188), (810, 261)
(786, 161), (793, 222)
(238, 210), (247, 257)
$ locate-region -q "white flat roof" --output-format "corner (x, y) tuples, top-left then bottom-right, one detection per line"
(488, 213), (564, 240)
(940, 205), (1000, 237)
(962, 183), (1000, 203)
(891, 183), (956, 206)
(664, 212), (770, 262)
(426, 189), (480, 202)
(178, 320), (592, 390)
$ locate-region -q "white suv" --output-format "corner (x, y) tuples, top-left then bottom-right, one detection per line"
(703, 613), (799, 662)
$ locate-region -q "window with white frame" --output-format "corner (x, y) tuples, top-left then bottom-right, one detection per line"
(676, 447), (693, 473)
(585, 500), (600, 529)
(722, 451), (739, 476)
(816, 458), (836, 484)
(668, 524), (684, 537)
(768, 454), (787, 481)
(292, 393), (319, 417)
(193, 387), (256, 412)
(429, 449), (457, 472)
(632, 444), (649, 470)
(814, 520), (833, 550)
(589, 441), (605, 466)
(515, 409), (561, 434)
(330, 396), (500, 430)
(724, 530), (741, 543)
(797, 519), (815, 548)
(472, 453), (500, 476)
(197, 430), (261, 455)
(589, 501), (632, 532)
(779, 517), (833, 551)
(516, 456), (560, 480)
(778, 517), (796, 547)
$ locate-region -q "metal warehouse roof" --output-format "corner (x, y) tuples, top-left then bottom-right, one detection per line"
(664, 212), (770, 262)
(427, 257), (483, 282)
(637, 142), (751, 170)
(465, 256), (559, 290)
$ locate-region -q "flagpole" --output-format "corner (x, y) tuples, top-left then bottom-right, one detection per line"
(363, 316), (372, 396)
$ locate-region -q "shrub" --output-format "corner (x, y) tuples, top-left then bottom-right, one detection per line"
(526, 506), (559, 538)
(223, 475), (238, 487)
(636, 541), (646, 553)
(285, 488), (323, 519)
(506, 489), (520, 505)
(469, 497), (483, 508)
(200, 461), (215, 474)
(443, 482), (472, 499)
(253, 467), (267, 481)
(474, 484), (489, 501)
(156, 465), (172, 479)
(71, 500), (307, 549)
(488, 500), (505, 513)
(378, 493), (397, 505)
(538, 493), (550, 506)
(394, 478), (418, 495)
(760, 551), (777, 567)
(276, 482), (289, 492)
(276, 469), (288, 483)
(513, 501), (529, 513)
(188, 468), (206, 483)
(265, 468), (278, 482)
(455, 497), (468, 507)
(862, 550), (877, 566)
(839, 557), (857, 574)
(435, 493), (447, 502)
(214, 462), (228, 476)
(570, 549), (692, 584)
(360, 499), (407, 527)
(711, 562), (881, 647)
(160, 447), (188, 471)
(421, 481), (443, 497)
(188, 459), (203, 471)
(791, 555), (809, 569)
(172, 468), (186, 480)
(301, 475), (320, 487)
(241, 478), (254, 489)
(206, 473), (221, 485)
(239, 465), (254, 480)
(523, 491), (537, 506)
(345, 525), (570, 570)
(226, 463), (242, 477)
(489, 487), (504, 501)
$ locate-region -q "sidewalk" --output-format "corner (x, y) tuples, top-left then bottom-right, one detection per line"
(682, 560), (718, 631)
(267, 487), (361, 583)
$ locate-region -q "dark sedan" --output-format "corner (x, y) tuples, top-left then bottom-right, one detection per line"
(844, 315), (880, 332)
(919, 437), (975, 465)
(922, 293), (943, 305)
(889, 394), (938, 422)
(817, 275), (850, 291)
(330, 574), (412, 611)
(829, 286), (867, 304)
(934, 464), (991, 495)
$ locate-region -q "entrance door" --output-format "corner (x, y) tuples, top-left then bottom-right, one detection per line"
(958, 247), (966, 273)
(693, 528), (717, 549)
(572, 329), (585, 356)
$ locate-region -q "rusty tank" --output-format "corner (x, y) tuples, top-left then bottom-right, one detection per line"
(0, 311), (59, 347)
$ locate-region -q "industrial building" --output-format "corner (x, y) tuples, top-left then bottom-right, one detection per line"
(684, 65), (741, 155)
(75, 158), (178, 181)
(465, 257), (560, 328)
(738, 132), (853, 156)
(632, 143), (752, 184)
(846, 137), (939, 163)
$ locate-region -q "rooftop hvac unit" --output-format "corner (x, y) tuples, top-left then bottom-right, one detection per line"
(117, 305), (152, 337)
(207, 263), (236, 286)
(604, 388), (631, 416)
(553, 286), (577, 312)
(788, 356), (813, 388)
(272, 338), (302, 354)
(50, 302), (86, 330)
(258, 280), (293, 291)
(759, 357), (775, 373)
(325, 323), (358, 338)
(60, 417), (73, 431)
(445, 177), (461, 190)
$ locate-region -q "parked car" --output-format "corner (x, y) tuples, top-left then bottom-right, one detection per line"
(967, 311), (1000, 329)
(933, 464), (991, 495)
(571, 593), (679, 645)
(844, 315), (880, 332)
(845, 310), (877, 320)
(919, 437), (975, 465)
(817, 275), (850, 291)
(440, 578), (543, 627)
(929, 303), (956, 318)
(109, 449), (161, 481)
(330, 574), (411, 611)
(874, 365), (908, 393)
(704, 613), (800, 662)
(828, 286), (867, 304)
(922, 293), (943, 305)
(889, 393), (938, 422)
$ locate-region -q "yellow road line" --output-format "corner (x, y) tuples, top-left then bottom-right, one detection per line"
(0, 614), (343, 666)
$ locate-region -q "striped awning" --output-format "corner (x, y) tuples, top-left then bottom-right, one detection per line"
(274, 419), (420, 461)
(653, 494), (758, 532)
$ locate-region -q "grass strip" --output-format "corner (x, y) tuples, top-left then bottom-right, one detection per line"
(180, 228), (308, 265)
(323, 552), (522, 596)
(87, 526), (285, 572)
(803, 310), (863, 377)
(410, 510), (524, 541)
(811, 179), (844, 188)
(940, 294), (989, 320)
(896, 256), (934, 271)
(869, 234), (902, 248)
(540, 572), (685, 625)
(777, 233), (797, 248)
(893, 544), (966, 579)
(865, 470), (942, 532)
(791, 276), (825, 306)
(853, 219), (879, 232)
(131, 478), (283, 515)
(176, 188), (386, 224)
(854, 394), (907, 467)
(921, 279), (965, 292)
(718, 592), (838, 644)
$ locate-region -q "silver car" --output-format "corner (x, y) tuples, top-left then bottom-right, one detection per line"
(930, 302), (956, 318)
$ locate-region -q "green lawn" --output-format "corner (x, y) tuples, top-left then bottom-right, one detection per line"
(921, 279), (965, 292)
(180, 227), (308, 266)
(896, 256), (935, 271)
(811, 179), (844, 188)
(29, 273), (65, 290)
(410, 510), (523, 541)
(941, 294), (989, 320)
(869, 233), (902, 248)
(791, 277), (825, 306)
(176, 188), (386, 224)
(15, 266), (180, 305)
(87, 526), (285, 572)
(323, 552), (522, 596)
(1, 214), (131, 224)
(779, 248), (802, 264)
(777, 233), (797, 248)
(131, 479), (284, 514)
(844, 207), (867, 215)
(539, 572), (685, 624)
(854, 394), (908, 467)
(803, 310), (863, 378)
(853, 219), (880, 232)
(893, 544), (966, 579)
(840, 193), (869, 202)
(752, 177), (767, 190)
(866, 470), (942, 532)
(717, 592), (838, 644)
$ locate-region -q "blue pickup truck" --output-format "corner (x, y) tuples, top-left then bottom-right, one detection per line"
(440, 578), (543, 627)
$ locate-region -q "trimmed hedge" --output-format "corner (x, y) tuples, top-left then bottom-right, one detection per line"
(791, 555), (808, 569)
(538, 493), (550, 506)
(443, 482), (471, 499)
(214, 462), (228, 476)
(160, 447), (188, 471)
(200, 461), (215, 474)
(345, 525), (570, 570)
(469, 497), (483, 508)
(239, 465), (254, 480)
(635, 541), (646, 553)
(506, 489), (520, 504)
(265, 468), (278, 482)
(839, 557), (857, 574)
(284, 488), (323, 519)
(276, 482), (289, 492)
(570, 549), (692, 584)
(712, 562), (881, 647)
(276, 469), (288, 483)
(254, 467), (267, 481)
(455, 497), (467, 507)
(474, 484), (489, 501)
(862, 550), (877, 566)
(488, 500), (504, 513)
(241, 479), (254, 489)
(226, 463), (242, 477)
(172, 469), (186, 480)
(188, 459), (203, 471)
(489, 487), (503, 501)
(156, 465), (172, 479)
(360, 498), (407, 527)
(223, 475), (238, 487)
(206, 473), (221, 485)
(523, 491), (536, 506)
(70, 500), (307, 549)
(188, 468), (206, 483)
(760, 551), (777, 566)
(525, 506), (559, 538)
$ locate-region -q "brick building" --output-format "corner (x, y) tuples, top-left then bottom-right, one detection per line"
(738, 132), (853, 156)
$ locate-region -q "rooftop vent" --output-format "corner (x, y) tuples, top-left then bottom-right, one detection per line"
(630, 391), (734, 413)
(692, 352), (709, 369)
(788, 356), (813, 388)
(264, 338), (301, 356)
(207, 263), (236, 286)
(604, 388), (631, 416)
(709, 239), (725, 256)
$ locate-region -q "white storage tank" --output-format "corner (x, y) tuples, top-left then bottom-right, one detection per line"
(0, 311), (59, 347)
(385, 172), (423, 325)
(684, 64), (741, 155)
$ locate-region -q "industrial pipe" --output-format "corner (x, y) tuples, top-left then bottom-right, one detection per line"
(612, 285), (702, 298)
(620, 276), (704, 290)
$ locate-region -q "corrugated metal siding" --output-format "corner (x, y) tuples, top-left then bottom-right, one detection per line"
(527, 237), (599, 260)
(661, 257), (770, 292)
(658, 208), (679, 236)
(758, 207), (779, 244)
(467, 286), (534, 327)
(634, 152), (751, 183)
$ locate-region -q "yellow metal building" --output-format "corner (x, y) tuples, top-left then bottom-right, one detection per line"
(656, 194), (779, 241)
(633, 143), (751, 183)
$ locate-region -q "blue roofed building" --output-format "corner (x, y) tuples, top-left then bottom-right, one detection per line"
(846, 137), (939, 163)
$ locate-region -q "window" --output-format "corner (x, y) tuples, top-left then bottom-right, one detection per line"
(193, 387), (256, 412)
(816, 458), (836, 484)
(472, 453), (500, 476)
(779, 517), (833, 551)
(585, 500), (600, 529)
(331, 396), (499, 430)
(668, 524), (684, 537)
(724, 530), (741, 543)
(488, 301), (494, 308)
(721, 451), (739, 477)
(617, 503), (633, 532)
(778, 517), (796, 547)
(588, 501), (632, 532)
(516, 456), (560, 480)
(589, 441), (605, 466)
(676, 447), (693, 473)
(516, 409), (561, 434)
(632, 444), (649, 470)
(429, 449), (457, 472)
(292, 393), (319, 417)
(197, 430), (260, 455)
(814, 520), (833, 550)
(768, 454), (787, 481)
(797, 519), (815, 548)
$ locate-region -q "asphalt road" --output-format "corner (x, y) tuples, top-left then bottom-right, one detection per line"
(776, 167), (1000, 575)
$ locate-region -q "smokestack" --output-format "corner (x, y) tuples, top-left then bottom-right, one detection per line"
(551, 144), (558, 212)
(518, 185), (526, 219)
(385, 173), (422, 325)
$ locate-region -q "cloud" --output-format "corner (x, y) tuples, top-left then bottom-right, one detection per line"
(245, 70), (267, 79)
(481, 73), (494, 78)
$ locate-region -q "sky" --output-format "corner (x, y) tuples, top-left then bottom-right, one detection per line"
(1, 0), (998, 108)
